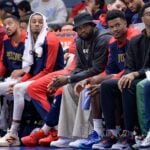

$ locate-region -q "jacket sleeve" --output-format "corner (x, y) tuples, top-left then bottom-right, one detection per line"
(20, 73), (32, 82)
(124, 41), (136, 75)
(0, 45), (6, 77)
(124, 37), (148, 78)
(28, 34), (60, 80)
(69, 36), (110, 83)
(105, 46), (119, 74)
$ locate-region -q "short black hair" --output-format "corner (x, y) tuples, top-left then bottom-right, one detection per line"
(20, 16), (29, 24)
(106, 10), (126, 22)
(3, 14), (19, 22)
(17, 0), (31, 12)
(140, 2), (150, 17)
(95, 0), (105, 9)
(0, 1), (14, 13)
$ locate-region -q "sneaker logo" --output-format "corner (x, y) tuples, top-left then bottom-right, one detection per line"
(6, 136), (17, 145)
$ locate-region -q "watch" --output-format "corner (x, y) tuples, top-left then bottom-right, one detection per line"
(67, 75), (71, 83)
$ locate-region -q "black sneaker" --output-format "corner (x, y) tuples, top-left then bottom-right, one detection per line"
(92, 130), (117, 149)
(111, 130), (135, 149)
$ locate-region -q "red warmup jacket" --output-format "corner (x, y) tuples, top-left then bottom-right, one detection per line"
(0, 26), (6, 77)
(21, 32), (64, 82)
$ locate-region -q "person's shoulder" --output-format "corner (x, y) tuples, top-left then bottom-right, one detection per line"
(128, 33), (142, 46)
(97, 28), (112, 38)
(0, 26), (5, 34)
(130, 33), (142, 41)
(3, 34), (9, 41)
(109, 37), (117, 45)
(21, 31), (27, 42)
(46, 31), (59, 45)
(96, 29), (112, 43)
(126, 27), (141, 40)
(46, 31), (57, 38)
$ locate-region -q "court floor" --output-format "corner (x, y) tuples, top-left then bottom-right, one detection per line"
(0, 146), (147, 150)
(0, 147), (89, 150)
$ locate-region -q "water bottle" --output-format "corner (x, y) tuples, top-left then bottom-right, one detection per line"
(81, 84), (91, 110)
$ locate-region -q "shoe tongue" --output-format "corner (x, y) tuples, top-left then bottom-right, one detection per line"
(107, 130), (117, 137)
(122, 130), (133, 138)
(119, 130), (134, 143)
(7, 130), (11, 134)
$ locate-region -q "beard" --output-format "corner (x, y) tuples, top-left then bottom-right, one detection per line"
(79, 28), (94, 41)
(7, 31), (16, 38)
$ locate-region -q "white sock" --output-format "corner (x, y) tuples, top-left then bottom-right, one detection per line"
(41, 124), (51, 135)
(116, 125), (121, 133)
(93, 119), (104, 136)
(10, 121), (20, 135)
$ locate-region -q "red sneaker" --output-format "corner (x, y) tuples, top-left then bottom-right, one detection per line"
(39, 128), (59, 146)
(21, 129), (45, 146)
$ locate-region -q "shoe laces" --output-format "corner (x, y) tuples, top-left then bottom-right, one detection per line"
(135, 135), (145, 144)
(100, 131), (116, 144)
(30, 129), (45, 140)
(87, 130), (98, 140)
(5, 129), (17, 137)
(50, 128), (57, 137)
(119, 130), (134, 144)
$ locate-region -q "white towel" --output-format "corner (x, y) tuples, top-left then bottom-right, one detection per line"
(22, 12), (49, 73)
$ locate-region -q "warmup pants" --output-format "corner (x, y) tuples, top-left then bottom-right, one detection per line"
(101, 79), (121, 129)
(58, 84), (92, 138)
(13, 80), (34, 121)
(32, 94), (62, 127)
(136, 79), (148, 135)
(101, 79), (141, 131)
(27, 69), (70, 112)
(144, 81), (150, 130)
(121, 79), (141, 131)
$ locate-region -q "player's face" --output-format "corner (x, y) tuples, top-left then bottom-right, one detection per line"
(30, 14), (43, 34)
(3, 18), (19, 37)
(76, 23), (94, 40)
(108, 17), (127, 39)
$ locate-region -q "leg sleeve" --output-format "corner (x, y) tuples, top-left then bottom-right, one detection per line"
(0, 77), (18, 96)
(13, 81), (33, 121)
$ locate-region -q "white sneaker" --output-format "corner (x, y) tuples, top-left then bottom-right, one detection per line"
(92, 142), (104, 150)
(50, 138), (72, 148)
(140, 131), (150, 148)
(69, 139), (87, 148)
(0, 130), (20, 146)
